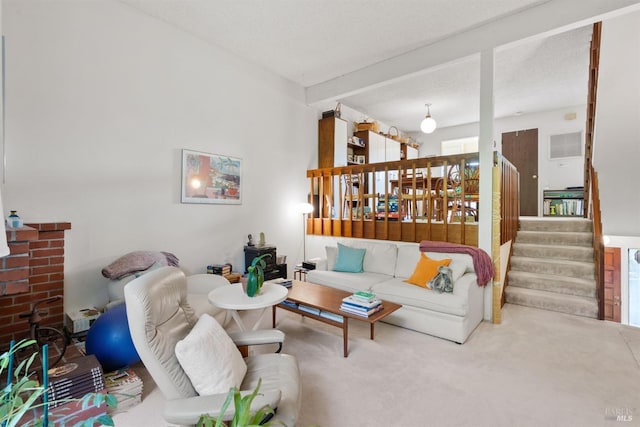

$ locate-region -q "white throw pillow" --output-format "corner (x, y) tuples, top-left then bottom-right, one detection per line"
(395, 244), (422, 278)
(175, 313), (247, 395)
(326, 246), (337, 270)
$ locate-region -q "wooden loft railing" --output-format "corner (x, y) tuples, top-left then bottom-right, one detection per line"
(306, 153), (481, 245)
(306, 151), (520, 249)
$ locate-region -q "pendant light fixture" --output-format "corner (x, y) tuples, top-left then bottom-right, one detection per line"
(420, 103), (437, 134)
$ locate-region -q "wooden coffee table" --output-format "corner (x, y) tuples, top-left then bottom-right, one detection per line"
(272, 280), (401, 357)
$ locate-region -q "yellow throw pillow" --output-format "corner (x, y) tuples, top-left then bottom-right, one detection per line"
(404, 254), (452, 288)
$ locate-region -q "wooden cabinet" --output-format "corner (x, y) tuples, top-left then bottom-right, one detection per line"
(318, 117), (348, 168)
(244, 245), (285, 280)
(543, 189), (584, 216)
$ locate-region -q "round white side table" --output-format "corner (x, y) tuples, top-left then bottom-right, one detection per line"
(208, 282), (288, 331)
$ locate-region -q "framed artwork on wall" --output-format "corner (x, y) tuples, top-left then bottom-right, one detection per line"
(181, 149), (242, 204)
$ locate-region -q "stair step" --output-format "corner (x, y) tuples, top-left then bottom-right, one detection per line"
(504, 286), (598, 318)
(519, 217), (592, 232)
(516, 230), (592, 247)
(507, 271), (596, 298)
(512, 243), (593, 262)
(510, 256), (595, 280)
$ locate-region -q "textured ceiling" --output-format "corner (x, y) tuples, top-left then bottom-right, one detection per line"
(119, 0), (597, 132)
(120, 0), (548, 86)
(341, 25), (592, 130)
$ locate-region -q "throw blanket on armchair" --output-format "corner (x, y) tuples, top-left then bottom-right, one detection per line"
(102, 251), (179, 279)
(419, 240), (494, 286)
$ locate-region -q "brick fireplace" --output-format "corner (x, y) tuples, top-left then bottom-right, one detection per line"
(0, 222), (72, 347)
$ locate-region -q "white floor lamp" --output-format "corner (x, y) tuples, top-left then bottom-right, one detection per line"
(300, 202), (314, 261)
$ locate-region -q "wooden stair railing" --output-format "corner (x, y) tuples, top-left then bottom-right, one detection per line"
(583, 22), (601, 218)
(582, 22), (605, 320)
(590, 166), (605, 320)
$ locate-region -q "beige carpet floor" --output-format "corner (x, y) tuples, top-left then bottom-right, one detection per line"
(113, 304), (640, 427)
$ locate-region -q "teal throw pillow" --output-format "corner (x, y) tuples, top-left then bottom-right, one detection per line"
(333, 243), (366, 273)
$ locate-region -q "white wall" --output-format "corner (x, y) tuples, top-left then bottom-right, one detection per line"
(594, 10), (640, 237)
(593, 10), (640, 326)
(412, 106), (586, 215)
(2, 0), (317, 311)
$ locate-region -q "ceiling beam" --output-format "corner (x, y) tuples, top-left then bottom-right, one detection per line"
(306, 0), (640, 105)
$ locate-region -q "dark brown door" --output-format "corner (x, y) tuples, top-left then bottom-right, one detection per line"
(604, 247), (621, 322)
(502, 129), (538, 216)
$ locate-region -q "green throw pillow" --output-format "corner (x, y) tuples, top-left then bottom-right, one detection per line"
(333, 243), (366, 273)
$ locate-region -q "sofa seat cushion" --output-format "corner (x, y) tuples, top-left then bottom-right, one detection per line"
(371, 275), (476, 317)
(306, 270), (391, 294)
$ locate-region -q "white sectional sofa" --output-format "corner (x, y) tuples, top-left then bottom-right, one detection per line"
(306, 239), (485, 343)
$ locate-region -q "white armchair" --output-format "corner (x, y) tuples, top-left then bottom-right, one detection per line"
(124, 266), (301, 426)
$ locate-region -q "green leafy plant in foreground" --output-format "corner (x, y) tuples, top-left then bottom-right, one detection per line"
(1, 339), (117, 427)
(197, 378), (283, 427)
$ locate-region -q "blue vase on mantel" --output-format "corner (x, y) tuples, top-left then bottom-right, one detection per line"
(6, 210), (23, 228)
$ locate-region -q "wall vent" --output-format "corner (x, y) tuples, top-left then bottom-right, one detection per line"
(550, 132), (582, 159)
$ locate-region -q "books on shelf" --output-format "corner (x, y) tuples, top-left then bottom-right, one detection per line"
(280, 299), (298, 309)
(340, 292), (383, 317)
(543, 189), (584, 216)
(298, 305), (321, 316)
(319, 310), (344, 323)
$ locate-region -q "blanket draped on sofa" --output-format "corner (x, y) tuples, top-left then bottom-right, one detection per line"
(419, 241), (493, 286)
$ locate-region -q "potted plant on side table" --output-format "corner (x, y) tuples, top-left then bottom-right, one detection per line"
(245, 254), (271, 297)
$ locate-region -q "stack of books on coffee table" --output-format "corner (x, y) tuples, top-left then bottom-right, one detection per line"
(340, 291), (383, 317)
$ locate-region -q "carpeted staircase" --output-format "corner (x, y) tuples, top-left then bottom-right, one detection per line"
(505, 217), (598, 318)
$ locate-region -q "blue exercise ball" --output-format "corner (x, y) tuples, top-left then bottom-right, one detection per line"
(85, 304), (140, 372)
